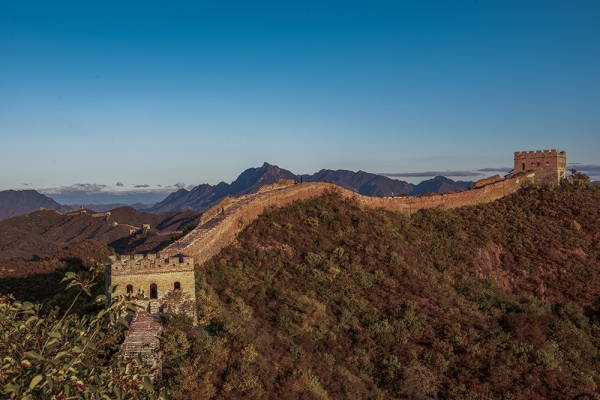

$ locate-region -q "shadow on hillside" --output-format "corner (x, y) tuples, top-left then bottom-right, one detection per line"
(0, 256), (105, 314)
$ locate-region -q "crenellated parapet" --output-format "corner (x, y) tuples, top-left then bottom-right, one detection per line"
(514, 149), (566, 159)
(513, 149), (566, 185)
(108, 253), (194, 276)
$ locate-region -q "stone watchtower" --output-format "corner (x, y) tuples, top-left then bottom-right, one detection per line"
(106, 253), (196, 320)
(514, 149), (567, 185)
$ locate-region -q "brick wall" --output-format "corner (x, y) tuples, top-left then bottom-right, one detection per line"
(168, 174), (530, 268)
(106, 254), (196, 307)
(514, 149), (566, 185)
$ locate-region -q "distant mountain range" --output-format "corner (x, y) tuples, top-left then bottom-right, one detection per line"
(299, 169), (473, 197)
(0, 190), (155, 222)
(0, 190), (71, 221)
(0, 163), (475, 219)
(64, 203), (154, 213)
(0, 163), (477, 259)
(147, 163), (298, 214)
(147, 163), (475, 214)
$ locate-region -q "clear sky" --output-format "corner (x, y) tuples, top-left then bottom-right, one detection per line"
(1, 1), (599, 203)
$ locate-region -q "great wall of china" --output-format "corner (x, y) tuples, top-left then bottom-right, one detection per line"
(161, 173), (529, 265)
(115, 149), (567, 379)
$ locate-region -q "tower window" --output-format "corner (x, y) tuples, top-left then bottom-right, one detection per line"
(537, 162), (540, 167)
(546, 162), (549, 166)
(174, 282), (181, 290)
(126, 284), (133, 294)
(531, 162), (534, 167)
(150, 284), (158, 299)
(522, 163), (525, 171)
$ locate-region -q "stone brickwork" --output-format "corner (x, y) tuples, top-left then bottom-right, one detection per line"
(256, 179), (297, 193)
(474, 174), (502, 189)
(163, 172), (531, 268)
(514, 149), (566, 185)
(106, 253), (195, 310)
(119, 310), (163, 381)
(106, 253), (197, 380)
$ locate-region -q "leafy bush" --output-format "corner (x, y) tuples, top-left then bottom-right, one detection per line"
(0, 265), (165, 399)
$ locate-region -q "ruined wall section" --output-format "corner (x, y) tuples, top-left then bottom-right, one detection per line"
(473, 174), (502, 189)
(167, 174), (530, 268)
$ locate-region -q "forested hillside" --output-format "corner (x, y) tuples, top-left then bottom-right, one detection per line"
(161, 183), (600, 399)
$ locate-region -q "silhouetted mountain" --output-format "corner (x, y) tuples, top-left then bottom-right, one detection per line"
(301, 169), (413, 196)
(0, 206), (201, 261)
(64, 203), (155, 212)
(148, 163), (475, 213)
(0, 190), (70, 221)
(412, 176), (474, 195)
(148, 162), (297, 214)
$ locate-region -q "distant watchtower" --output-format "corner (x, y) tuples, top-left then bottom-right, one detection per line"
(514, 149), (566, 185)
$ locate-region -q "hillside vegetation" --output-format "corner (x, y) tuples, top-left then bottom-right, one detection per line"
(161, 183), (600, 399)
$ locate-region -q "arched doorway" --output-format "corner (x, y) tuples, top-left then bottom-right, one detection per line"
(150, 284), (158, 299)
(126, 284), (133, 294)
(174, 282), (181, 290)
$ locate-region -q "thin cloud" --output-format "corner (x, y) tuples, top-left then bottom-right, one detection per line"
(40, 183), (109, 195)
(175, 182), (186, 189)
(39, 183), (175, 196)
(116, 182), (124, 187)
(568, 164), (600, 172)
(478, 167), (512, 172)
(382, 171), (484, 178)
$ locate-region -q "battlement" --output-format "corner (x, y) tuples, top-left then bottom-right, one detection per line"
(513, 149), (566, 185)
(514, 149), (566, 159)
(109, 253), (194, 275)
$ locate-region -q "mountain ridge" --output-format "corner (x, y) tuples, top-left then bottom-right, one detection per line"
(0, 189), (70, 221)
(0, 164), (476, 218)
(148, 163), (475, 214)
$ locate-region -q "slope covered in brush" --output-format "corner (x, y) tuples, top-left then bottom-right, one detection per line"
(160, 184), (600, 399)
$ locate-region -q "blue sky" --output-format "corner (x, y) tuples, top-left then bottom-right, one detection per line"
(1, 1), (599, 203)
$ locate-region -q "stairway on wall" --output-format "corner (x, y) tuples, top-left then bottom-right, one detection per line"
(121, 310), (163, 380)
(165, 191), (261, 254)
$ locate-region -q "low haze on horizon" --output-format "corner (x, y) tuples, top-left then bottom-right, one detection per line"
(1, 1), (599, 204)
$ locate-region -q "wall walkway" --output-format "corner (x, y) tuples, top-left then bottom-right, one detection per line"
(164, 173), (530, 267)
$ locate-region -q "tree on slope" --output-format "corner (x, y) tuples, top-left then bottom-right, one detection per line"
(0, 264), (166, 399)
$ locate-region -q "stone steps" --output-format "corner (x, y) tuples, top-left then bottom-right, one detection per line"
(165, 192), (262, 253)
(121, 310), (163, 378)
